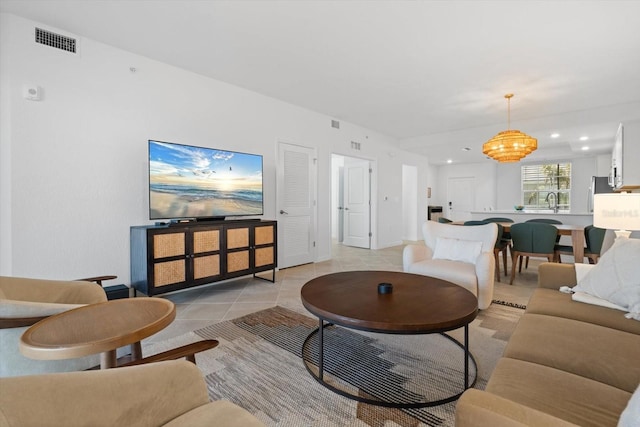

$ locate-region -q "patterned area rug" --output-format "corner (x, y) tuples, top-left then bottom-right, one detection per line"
(144, 304), (524, 426)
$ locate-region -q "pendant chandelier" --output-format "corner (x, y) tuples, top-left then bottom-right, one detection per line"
(483, 93), (537, 162)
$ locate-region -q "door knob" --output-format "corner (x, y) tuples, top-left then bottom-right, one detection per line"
(279, 210), (289, 215)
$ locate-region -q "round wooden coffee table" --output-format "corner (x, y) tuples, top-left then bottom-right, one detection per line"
(300, 270), (478, 408)
(20, 298), (176, 369)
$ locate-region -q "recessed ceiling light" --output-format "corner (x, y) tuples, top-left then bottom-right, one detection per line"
(582, 146), (590, 151)
(447, 159), (453, 164)
(550, 133), (560, 138)
(579, 136), (589, 141)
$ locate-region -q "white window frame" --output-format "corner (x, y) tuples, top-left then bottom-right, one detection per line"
(521, 162), (571, 211)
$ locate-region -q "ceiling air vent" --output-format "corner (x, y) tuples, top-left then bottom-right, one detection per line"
(35, 27), (76, 53)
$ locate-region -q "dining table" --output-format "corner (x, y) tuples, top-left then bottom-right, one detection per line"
(453, 221), (587, 264)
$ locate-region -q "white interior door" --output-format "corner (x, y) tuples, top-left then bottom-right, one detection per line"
(342, 158), (370, 248)
(447, 177), (475, 221)
(277, 142), (316, 268)
(338, 166), (344, 242)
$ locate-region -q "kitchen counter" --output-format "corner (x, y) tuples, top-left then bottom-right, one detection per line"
(470, 211), (594, 226)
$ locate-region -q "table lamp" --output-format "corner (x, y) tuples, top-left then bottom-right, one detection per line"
(593, 193), (640, 239)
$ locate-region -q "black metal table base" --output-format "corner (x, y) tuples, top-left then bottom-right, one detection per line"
(301, 319), (477, 409)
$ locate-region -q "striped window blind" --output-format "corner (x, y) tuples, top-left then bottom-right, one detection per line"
(521, 163), (571, 210)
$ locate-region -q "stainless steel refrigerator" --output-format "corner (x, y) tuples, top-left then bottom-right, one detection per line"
(588, 176), (613, 212)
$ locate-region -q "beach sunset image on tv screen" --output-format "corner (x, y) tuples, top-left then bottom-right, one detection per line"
(149, 140), (263, 220)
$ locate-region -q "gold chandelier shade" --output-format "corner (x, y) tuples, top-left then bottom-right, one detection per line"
(483, 94), (537, 162)
(482, 129), (538, 162)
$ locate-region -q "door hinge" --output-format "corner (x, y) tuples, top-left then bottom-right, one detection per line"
(369, 232), (372, 237)
(313, 241), (316, 247)
(369, 168), (372, 173)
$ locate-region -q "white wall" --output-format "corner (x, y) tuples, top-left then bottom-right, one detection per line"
(0, 14), (430, 280)
(402, 164), (418, 241)
(596, 154), (612, 177)
(435, 156), (605, 217)
(495, 157), (600, 214)
(435, 162), (497, 219)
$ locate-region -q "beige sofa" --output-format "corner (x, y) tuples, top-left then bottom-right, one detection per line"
(456, 263), (640, 426)
(0, 360), (265, 427)
(403, 221), (497, 309)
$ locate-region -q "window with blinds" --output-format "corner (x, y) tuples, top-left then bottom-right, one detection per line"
(521, 163), (571, 210)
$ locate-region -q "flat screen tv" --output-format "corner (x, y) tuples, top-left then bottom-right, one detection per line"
(148, 140), (263, 220)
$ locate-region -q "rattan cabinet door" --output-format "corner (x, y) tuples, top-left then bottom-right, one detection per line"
(191, 227), (223, 281)
(150, 230), (188, 289)
(226, 226), (251, 275)
(254, 224), (275, 268)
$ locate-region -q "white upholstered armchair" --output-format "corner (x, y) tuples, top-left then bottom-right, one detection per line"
(403, 221), (497, 309)
(0, 276), (107, 377)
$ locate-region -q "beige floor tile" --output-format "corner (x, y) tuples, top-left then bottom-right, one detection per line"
(151, 240), (544, 341)
(179, 302), (232, 320)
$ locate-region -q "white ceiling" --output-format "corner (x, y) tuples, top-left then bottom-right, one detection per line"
(2, 0), (640, 165)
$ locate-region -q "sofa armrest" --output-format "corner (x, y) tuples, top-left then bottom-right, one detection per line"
(537, 263), (577, 289)
(474, 252), (495, 310)
(402, 244), (430, 271)
(456, 389), (580, 427)
(0, 360), (211, 427)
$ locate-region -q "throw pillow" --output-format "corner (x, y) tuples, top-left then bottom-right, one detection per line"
(574, 263), (595, 282)
(618, 384), (640, 427)
(573, 237), (640, 321)
(432, 237), (482, 264)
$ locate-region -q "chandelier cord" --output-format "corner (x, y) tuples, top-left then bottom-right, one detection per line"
(505, 93), (513, 130)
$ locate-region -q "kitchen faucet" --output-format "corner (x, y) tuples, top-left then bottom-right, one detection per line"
(545, 192), (559, 213)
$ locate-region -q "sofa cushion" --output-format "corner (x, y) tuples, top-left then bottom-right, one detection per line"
(407, 259), (477, 296)
(486, 358), (631, 427)
(573, 237), (640, 320)
(163, 400), (264, 427)
(503, 313), (640, 392)
(526, 288), (640, 335)
(456, 389), (581, 427)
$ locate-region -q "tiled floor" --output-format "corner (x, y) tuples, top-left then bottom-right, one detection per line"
(145, 241), (542, 345)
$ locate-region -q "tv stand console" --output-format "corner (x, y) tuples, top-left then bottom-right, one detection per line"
(130, 220), (277, 296)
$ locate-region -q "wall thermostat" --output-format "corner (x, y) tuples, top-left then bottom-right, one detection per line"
(23, 85), (42, 101)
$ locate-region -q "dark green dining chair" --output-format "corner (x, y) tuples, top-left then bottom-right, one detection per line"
(484, 217), (514, 241)
(464, 221), (508, 281)
(509, 222), (558, 285)
(555, 225), (606, 264)
(437, 217), (453, 223)
(525, 218), (562, 224)
(463, 220), (486, 226)
(524, 218), (562, 268)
